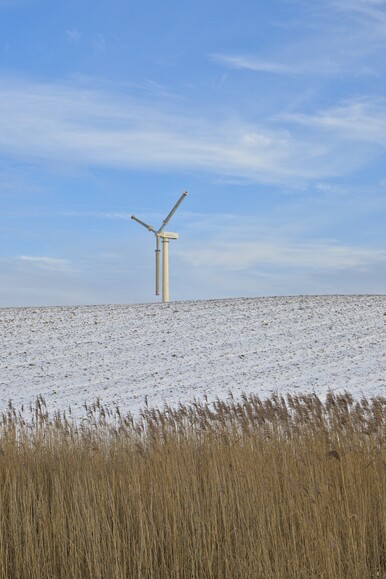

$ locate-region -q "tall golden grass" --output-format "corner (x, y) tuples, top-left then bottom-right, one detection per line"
(0, 392), (384, 578)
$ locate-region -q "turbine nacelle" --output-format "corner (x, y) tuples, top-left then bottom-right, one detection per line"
(131, 192), (188, 303)
(157, 231), (179, 240)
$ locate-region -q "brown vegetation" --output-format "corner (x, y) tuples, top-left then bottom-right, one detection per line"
(0, 392), (385, 578)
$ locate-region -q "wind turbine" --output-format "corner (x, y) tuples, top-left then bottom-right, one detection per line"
(131, 192), (188, 303)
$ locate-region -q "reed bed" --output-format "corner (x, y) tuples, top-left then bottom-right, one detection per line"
(0, 392), (384, 578)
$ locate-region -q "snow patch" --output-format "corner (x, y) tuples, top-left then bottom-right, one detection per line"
(1, 295), (385, 416)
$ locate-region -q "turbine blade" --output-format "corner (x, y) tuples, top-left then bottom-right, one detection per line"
(157, 191), (188, 233)
(131, 215), (156, 233)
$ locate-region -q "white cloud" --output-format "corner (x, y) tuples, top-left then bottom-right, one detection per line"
(281, 100), (386, 145)
(18, 256), (72, 272)
(175, 211), (386, 275)
(180, 240), (386, 271)
(62, 210), (134, 221)
(0, 77), (384, 185)
(211, 51), (363, 77)
(1, 207), (384, 306)
(211, 54), (300, 75)
(330, 0), (386, 22)
(213, 0), (386, 82)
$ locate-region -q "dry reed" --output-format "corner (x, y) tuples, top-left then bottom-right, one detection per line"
(0, 392), (384, 578)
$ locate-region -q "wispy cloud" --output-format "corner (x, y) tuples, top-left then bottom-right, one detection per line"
(329, 0), (386, 24)
(176, 210), (386, 274)
(305, 0), (386, 55)
(62, 210), (134, 221)
(18, 256), (72, 272)
(0, 77), (384, 185)
(211, 54), (300, 75)
(180, 240), (386, 271)
(1, 206), (384, 306)
(281, 100), (386, 145)
(214, 0), (386, 81)
(211, 51), (365, 77)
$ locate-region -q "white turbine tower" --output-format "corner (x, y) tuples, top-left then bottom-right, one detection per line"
(131, 192), (188, 303)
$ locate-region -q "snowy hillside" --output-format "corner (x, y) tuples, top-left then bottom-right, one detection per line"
(1, 295), (385, 416)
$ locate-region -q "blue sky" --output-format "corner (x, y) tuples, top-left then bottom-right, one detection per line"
(1, 0), (385, 306)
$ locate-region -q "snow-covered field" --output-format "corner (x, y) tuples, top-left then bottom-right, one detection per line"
(1, 295), (385, 416)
